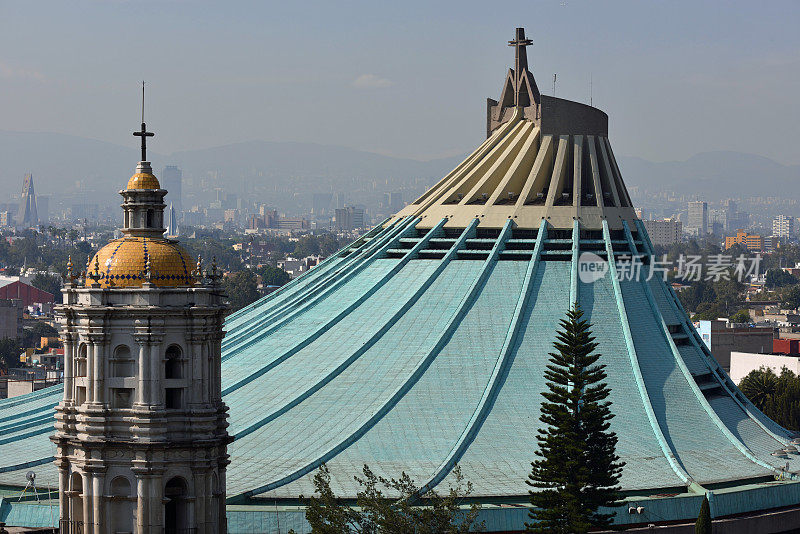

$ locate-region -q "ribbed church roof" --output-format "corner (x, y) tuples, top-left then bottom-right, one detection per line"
(0, 27), (798, 531)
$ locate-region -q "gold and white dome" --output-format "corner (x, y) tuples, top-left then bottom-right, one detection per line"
(88, 161), (194, 288)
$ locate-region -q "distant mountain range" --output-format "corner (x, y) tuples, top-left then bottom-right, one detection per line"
(618, 151), (800, 199)
(1, 130), (798, 206)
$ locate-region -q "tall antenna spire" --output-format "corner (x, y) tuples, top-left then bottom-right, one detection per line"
(133, 81), (155, 162)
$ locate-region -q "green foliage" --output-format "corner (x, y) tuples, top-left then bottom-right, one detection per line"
(765, 269), (798, 289)
(31, 273), (63, 304)
(221, 270), (260, 312)
(526, 306), (624, 534)
(695, 495), (711, 534)
(783, 286), (800, 310)
(678, 276), (744, 319)
(0, 228), (97, 275)
(294, 235), (321, 258)
(257, 264), (290, 287)
(0, 338), (20, 370)
(304, 464), (483, 533)
(317, 233), (348, 256)
(678, 280), (716, 315)
(22, 322), (58, 349)
(729, 309), (751, 324)
(292, 233), (349, 258)
(180, 238), (244, 271)
(739, 368), (800, 431)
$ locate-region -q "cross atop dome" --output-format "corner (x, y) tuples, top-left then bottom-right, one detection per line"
(133, 81), (154, 162)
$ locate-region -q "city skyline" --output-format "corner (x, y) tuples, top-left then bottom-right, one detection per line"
(1, 0), (800, 165)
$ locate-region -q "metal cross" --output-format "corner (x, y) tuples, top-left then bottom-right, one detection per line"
(133, 81), (154, 161)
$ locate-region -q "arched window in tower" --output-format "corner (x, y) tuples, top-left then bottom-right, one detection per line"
(124, 211), (130, 228)
(109, 476), (135, 533)
(147, 209), (154, 227)
(111, 344), (135, 377)
(165, 345), (183, 379)
(164, 476), (190, 533)
(76, 343), (87, 377)
(69, 472), (84, 529)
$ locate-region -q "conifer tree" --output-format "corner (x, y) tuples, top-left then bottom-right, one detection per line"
(525, 305), (624, 533)
(695, 495), (711, 534)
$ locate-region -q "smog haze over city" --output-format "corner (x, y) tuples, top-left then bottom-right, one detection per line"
(2, 0), (800, 228)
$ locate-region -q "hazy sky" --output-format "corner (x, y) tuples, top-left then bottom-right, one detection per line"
(2, 0), (799, 164)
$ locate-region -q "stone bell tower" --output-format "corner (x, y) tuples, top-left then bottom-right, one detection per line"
(52, 93), (230, 534)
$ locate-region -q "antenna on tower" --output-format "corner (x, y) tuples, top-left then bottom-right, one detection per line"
(553, 74), (557, 97)
(590, 73), (593, 106)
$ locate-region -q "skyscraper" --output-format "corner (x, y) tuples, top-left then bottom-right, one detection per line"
(687, 200), (708, 236)
(161, 165), (183, 213)
(165, 201), (179, 237)
(312, 193), (332, 216)
(334, 205), (365, 231)
(17, 174), (38, 228)
(37, 196), (49, 225)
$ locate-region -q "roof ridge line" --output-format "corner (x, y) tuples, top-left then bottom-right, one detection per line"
(222, 217), (436, 400)
(603, 220), (693, 485)
(240, 218), (483, 499)
(222, 217), (415, 360)
(418, 218), (547, 494)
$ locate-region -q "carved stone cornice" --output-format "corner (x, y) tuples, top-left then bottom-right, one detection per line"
(84, 332), (108, 344)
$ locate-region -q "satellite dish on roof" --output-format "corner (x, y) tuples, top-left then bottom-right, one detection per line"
(17, 471), (39, 502)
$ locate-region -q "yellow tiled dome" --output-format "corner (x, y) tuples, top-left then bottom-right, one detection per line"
(88, 237), (194, 288)
(127, 172), (161, 190)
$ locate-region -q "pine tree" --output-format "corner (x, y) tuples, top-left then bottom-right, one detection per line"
(695, 495), (711, 534)
(525, 305), (625, 533)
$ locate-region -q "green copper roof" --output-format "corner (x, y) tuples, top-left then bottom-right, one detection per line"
(0, 217), (797, 514)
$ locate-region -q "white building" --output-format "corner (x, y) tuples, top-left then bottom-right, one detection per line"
(53, 148), (230, 533)
(773, 214), (795, 239)
(730, 351), (800, 384)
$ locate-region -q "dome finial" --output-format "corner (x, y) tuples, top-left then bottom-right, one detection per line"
(88, 255), (101, 287)
(133, 81), (155, 162)
(66, 255), (74, 285)
(208, 256), (221, 286)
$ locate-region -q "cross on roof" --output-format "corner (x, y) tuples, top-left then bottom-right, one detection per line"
(508, 28), (532, 106)
(133, 81), (154, 161)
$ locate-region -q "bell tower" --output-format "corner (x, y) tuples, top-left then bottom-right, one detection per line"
(52, 90), (230, 534)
